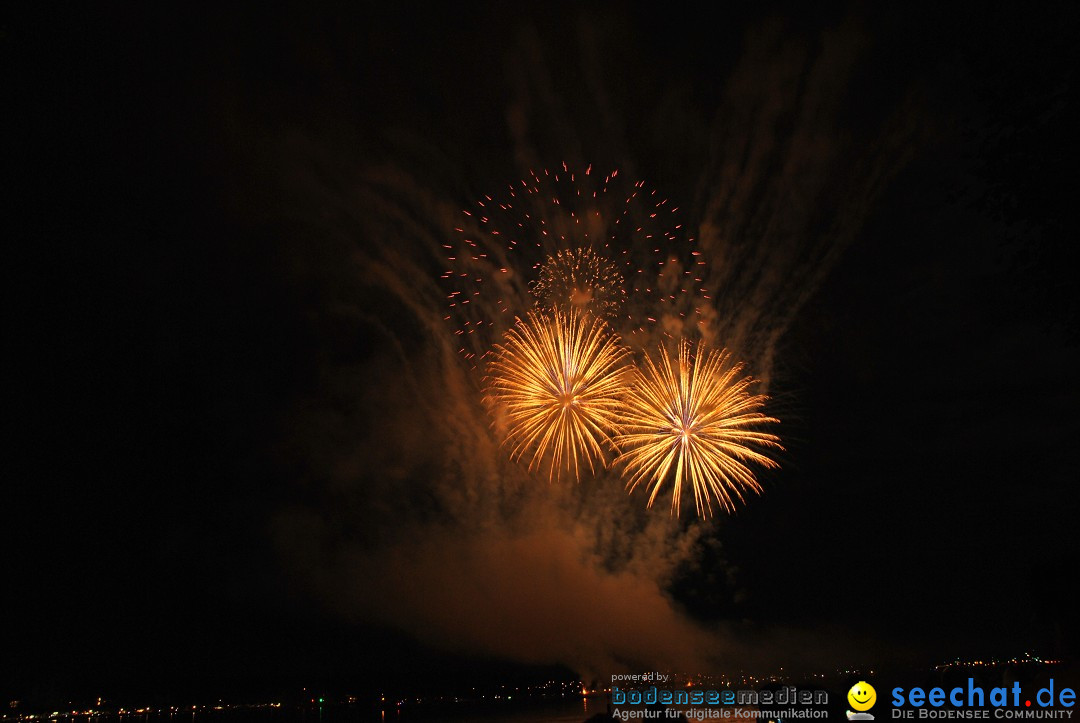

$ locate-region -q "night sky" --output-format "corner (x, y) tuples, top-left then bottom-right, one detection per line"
(8, 1), (1080, 705)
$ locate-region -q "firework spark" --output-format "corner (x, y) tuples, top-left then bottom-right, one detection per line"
(532, 247), (626, 320)
(614, 340), (782, 516)
(487, 309), (630, 481)
(442, 165), (711, 361)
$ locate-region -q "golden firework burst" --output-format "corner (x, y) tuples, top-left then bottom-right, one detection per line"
(613, 340), (782, 516)
(532, 248), (626, 320)
(487, 309), (630, 481)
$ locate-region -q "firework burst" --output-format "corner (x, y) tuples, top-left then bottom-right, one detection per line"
(442, 164), (712, 362)
(445, 167), (783, 515)
(532, 247), (626, 320)
(613, 340), (782, 516)
(487, 309), (630, 481)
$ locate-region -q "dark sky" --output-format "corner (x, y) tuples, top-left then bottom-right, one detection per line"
(8, 0), (1080, 704)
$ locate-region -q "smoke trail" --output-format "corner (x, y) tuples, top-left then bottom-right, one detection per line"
(690, 20), (921, 387)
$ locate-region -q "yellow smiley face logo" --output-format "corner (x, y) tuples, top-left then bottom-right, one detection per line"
(848, 681), (877, 711)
